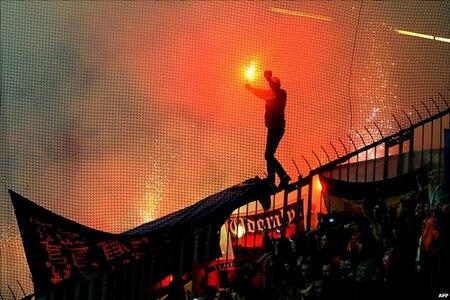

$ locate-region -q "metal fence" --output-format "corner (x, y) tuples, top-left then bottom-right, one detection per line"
(5, 92), (449, 300)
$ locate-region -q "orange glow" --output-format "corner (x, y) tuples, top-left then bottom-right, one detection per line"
(246, 62), (257, 81)
(271, 7), (332, 22)
(317, 179), (323, 192)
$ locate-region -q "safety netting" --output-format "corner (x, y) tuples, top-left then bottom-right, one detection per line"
(1, 1), (449, 296)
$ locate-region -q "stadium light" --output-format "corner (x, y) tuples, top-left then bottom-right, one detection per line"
(396, 29), (450, 43)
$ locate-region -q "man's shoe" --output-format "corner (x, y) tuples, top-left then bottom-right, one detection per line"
(279, 175), (291, 188)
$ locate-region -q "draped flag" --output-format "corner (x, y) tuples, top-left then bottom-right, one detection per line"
(9, 177), (272, 295)
(319, 166), (429, 213)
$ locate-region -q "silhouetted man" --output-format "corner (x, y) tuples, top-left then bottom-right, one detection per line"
(246, 70), (291, 188)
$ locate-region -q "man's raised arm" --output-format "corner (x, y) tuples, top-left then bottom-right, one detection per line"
(245, 83), (272, 101)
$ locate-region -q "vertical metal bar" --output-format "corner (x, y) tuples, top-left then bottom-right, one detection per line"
(347, 133), (357, 183)
(295, 181), (303, 233)
(148, 254), (155, 300)
(112, 267), (118, 300)
(373, 145), (377, 181)
(138, 256), (146, 300)
(355, 153), (360, 182)
(244, 204), (250, 248)
(281, 190), (289, 238)
(271, 194), (276, 239)
(355, 131), (366, 182)
(364, 150), (368, 182)
(347, 159), (350, 181)
(191, 232), (200, 299)
(421, 124), (425, 166)
(306, 177), (313, 231)
(205, 223), (212, 261)
(409, 128), (415, 172)
(178, 238), (185, 275)
(397, 139), (404, 176)
(74, 282), (80, 300)
(235, 206), (241, 256)
(253, 201), (258, 249)
(122, 263), (129, 300)
(439, 116), (443, 174)
(429, 119), (434, 169)
(100, 271), (108, 300)
(384, 142), (389, 180)
(130, 259), (137, 300)
(50, 288), (55, 300)
(88, 277), (95, 300)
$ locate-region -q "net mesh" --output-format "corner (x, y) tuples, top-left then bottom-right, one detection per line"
(1, 2), (449, 296)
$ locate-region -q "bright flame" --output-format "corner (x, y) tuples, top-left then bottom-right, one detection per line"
(236, 224), (246, 239)
(246, 62), (256, 81)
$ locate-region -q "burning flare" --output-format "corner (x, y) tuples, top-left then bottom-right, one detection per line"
(246, 62), (256, 81)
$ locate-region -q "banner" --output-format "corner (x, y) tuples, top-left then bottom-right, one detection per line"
(319, 166), (429, 213)
(9, 177), (271, 294)
(226, 201), (303, 249)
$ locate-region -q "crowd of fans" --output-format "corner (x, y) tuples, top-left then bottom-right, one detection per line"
(174, 172), (449, 300)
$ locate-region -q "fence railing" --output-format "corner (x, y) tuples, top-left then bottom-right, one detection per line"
(5, 91), (449, 300)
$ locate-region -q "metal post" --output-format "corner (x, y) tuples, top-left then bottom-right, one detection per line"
(130, 259), (137, 300)
(397, 137), (404, 176)
(295, 180), (303, 233)
(409, 128), (415, 172)
(348, 134), (357, 182)
(431, 97), (443, 175)
(253, 201), (258, 249)
(422, 101), (434, 169)
(355, 131), (367, 182)
(421, 124), (425, 167)
(74, 282), (80, 300)
(191, 232), (201, 299)
(281, 190), (289, 238)
(100, 272), (108, 300)
(374, 123), (384, 181)
(244, 204), (249, 248)
(235, 206), (241, 257)
(138, 256), (147, 300)
(306, 177), (313, 231)
(205, 223), (212, 261)
(383, 141), (389, 180)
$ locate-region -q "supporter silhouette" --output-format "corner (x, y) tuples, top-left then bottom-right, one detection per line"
(245, 70), (291, 188)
